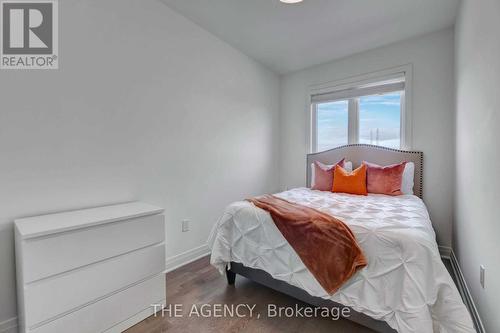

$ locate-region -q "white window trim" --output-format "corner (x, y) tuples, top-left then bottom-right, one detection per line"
(307, 64), (413, 153)
(348, 98), (359, 145)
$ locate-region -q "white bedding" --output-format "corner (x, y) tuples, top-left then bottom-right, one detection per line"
(208, 188), (475, 333)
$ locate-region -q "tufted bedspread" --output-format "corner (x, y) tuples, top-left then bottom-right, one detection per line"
(208, 188), (475, 333)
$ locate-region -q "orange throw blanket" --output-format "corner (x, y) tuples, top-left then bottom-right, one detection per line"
(247, 195), (367, 295)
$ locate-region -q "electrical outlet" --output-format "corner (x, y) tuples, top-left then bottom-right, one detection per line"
(480, 265), (485, 289)
(182, 219), (190, 232)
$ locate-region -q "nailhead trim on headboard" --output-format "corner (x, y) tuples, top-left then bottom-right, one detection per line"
(307, 144), (424, 199)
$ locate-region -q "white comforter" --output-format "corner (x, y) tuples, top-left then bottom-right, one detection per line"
(208, 188), (475, 333)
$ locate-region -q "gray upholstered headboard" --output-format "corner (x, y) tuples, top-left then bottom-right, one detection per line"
(306, 144), (423, 198)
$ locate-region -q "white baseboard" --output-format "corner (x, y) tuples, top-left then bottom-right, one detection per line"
(449, 250), (485, 333)
(0, 317), (18, 333)
(165, 244), (210, 273)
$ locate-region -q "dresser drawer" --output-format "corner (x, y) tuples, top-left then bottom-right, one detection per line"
(30, 274), (165, 333)
(25, 243), (165, 327)
(22, 214), (165, 283)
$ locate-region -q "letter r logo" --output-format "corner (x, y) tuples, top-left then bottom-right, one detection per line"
(2, 2), (53, 54)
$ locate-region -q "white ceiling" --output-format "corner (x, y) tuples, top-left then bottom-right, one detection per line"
(161, 0), (459, 74)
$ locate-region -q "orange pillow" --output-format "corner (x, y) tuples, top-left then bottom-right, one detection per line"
(332, 164), (368, 195)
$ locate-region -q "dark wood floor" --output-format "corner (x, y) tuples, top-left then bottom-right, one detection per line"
(125, 256), (376, 333)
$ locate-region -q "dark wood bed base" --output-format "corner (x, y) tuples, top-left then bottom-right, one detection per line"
(226, 263), (396, 333)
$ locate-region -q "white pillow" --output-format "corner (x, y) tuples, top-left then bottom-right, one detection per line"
(344, 161), (353, 172)
(401, 162), (415, 195)
(310, 161), (353, 188)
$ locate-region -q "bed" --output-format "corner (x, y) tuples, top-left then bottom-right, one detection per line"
(208, 144), (475, 333)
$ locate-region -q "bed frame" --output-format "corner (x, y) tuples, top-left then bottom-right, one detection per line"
(226, 144), (424, 333)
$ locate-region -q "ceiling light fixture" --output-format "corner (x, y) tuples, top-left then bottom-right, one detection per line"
(279, 0), (303, 4)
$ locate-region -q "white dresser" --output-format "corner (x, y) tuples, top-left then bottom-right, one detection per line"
(14, 202), (166, 333)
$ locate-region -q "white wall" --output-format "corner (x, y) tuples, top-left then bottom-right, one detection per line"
(454, 0), (500, 331)
(0, 0), (280, 325)
(279, 28), (455, 247)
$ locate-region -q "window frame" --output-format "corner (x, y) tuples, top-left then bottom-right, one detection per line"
(308, 65), (413, 153)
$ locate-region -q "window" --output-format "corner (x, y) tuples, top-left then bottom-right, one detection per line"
(311, 76), (407, 152)
(359, 92), (401, 148)
(316, 100), (349, 152)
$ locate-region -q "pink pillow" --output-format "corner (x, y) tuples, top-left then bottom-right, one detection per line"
(363, 161), (406, 196)
(311, 159), (345, 191)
